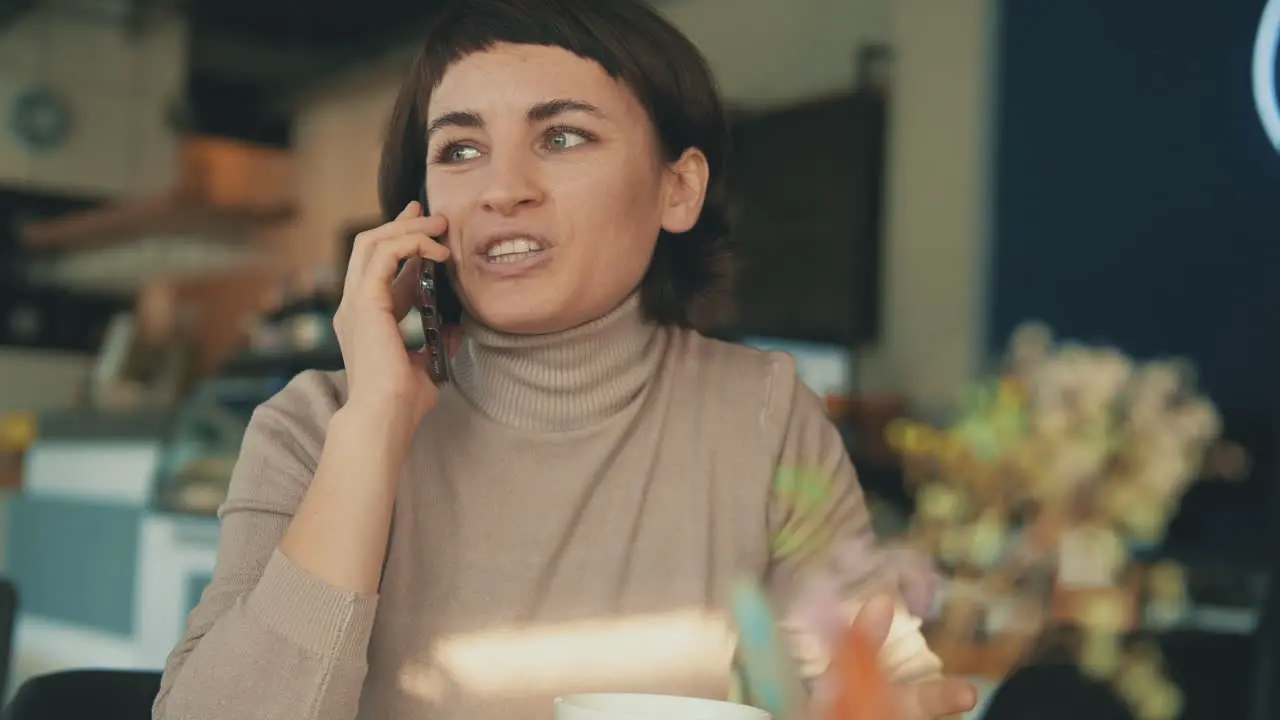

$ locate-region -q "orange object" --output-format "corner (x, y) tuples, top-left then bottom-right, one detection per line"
(825, 626), (893, 720)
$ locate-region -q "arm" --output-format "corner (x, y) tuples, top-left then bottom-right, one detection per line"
(761, 356), (943, 685)
(153, 372), (407, 720)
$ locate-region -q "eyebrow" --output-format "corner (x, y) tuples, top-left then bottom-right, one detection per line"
(426, 98), (604, 138)
(528, 98), (603, 123)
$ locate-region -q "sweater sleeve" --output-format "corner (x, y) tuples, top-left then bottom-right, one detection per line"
(761, 354), (943, 685)
(153, 371), (380, 720)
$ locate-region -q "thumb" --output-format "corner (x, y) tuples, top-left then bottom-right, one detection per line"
(849, 593), (896, 650)
(889, 547), (940, 619)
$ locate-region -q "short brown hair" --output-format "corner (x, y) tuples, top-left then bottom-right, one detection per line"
(379, 0), (732, 328)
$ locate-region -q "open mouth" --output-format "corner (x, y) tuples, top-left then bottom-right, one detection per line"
(484, 237), (546, 264)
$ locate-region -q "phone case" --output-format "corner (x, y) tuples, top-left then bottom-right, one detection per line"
(417, 189), (450, 385)
(418, 260), (450, 384)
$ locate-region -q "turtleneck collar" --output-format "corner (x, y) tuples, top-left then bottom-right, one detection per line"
(450, 292), (666, 431)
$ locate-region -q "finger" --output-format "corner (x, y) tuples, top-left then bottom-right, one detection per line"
(850, 593), (896, 650)
(398, 200), (421, 219)
(890, 549), (940, 619)
(374, 235), (450, 288)
(389, 255), (423, 320)
(355, 223), (449, 282)
(354, 233), (450, 300)
(345, 202), (419, 289)
(345, 210), (447, 284)
(899, 678), (977, 719)
(387, 214), (448, 243)
(354, 217), (449, 269)
(369, 213), (447, 248)
(420, 233), (451, 262)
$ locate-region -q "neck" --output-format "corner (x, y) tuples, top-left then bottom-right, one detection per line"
(451, 293), (665, 431)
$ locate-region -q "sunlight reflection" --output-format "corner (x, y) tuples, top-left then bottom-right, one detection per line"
(781, 598), (930, 679)
(399, 609), (737, 700)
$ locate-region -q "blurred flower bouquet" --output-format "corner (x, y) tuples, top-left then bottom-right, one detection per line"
(885, 323), (1245, 719)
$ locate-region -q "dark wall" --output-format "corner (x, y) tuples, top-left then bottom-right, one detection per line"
(721, 90), (886, 347)
(990, 0), (1280, 416)
(0, 189), (126, 352)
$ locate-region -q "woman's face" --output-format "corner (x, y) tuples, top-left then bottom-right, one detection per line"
(425, 43), (707, 334)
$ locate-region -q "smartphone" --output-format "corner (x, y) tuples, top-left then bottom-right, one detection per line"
(417, 190), (450, 384)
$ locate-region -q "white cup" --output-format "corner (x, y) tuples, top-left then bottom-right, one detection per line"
(554, 693), (771, 720)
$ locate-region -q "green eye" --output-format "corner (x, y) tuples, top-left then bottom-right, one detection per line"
(449, 146), (481, 162)
(547, 129), (588, 150)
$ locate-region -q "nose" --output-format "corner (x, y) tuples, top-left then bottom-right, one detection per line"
(479, 150), (545, 216)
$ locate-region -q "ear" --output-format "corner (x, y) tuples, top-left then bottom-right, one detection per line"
(660, 147), (710, 234)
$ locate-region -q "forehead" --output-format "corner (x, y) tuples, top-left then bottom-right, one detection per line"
(428, 43), (643, 119)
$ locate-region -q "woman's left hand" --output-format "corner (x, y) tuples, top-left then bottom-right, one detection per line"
(848, 596), (978, 719)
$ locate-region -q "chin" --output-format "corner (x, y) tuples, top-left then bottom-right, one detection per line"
(475, 306), (566, 335)
(463, 287), (579, 335)
(457, 266), (636, 335)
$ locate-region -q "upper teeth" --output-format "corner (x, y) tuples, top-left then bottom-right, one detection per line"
(486, 237), (544, 258)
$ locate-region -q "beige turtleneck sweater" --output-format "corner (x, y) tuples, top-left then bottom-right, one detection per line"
(153, 294), (941, 720)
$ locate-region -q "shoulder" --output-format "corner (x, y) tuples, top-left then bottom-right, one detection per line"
(665, 329), (807, 439)
(220, 370), (348, 513)
(258, 369), (348, 420)
(243, 370), (349, 468)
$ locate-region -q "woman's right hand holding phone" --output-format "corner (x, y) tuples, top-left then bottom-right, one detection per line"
(335, 200), (450, 429)
(281, 200), (449, 595)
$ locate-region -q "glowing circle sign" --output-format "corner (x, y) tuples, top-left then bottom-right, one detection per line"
(1255, 0), (1280, 152)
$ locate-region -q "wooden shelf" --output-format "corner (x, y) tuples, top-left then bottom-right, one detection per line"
(0, 451), (23, 491)
(22, 135), (295, 251)
(22, 192), (293, 250)
(825, 393), (907, 466)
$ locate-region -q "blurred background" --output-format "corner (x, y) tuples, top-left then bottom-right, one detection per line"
(0, 0), (1276, 717)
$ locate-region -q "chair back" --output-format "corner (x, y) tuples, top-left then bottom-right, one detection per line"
(1, 669), (162, 720)
(981, 663), (1135, 720)
(0, 581), (15, 703)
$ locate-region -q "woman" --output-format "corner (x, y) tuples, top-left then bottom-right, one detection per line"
(154, 1), (977, 718)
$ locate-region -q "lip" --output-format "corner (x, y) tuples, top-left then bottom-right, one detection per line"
(471, 229), (554, 278)
(473, 230), (553, 258)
